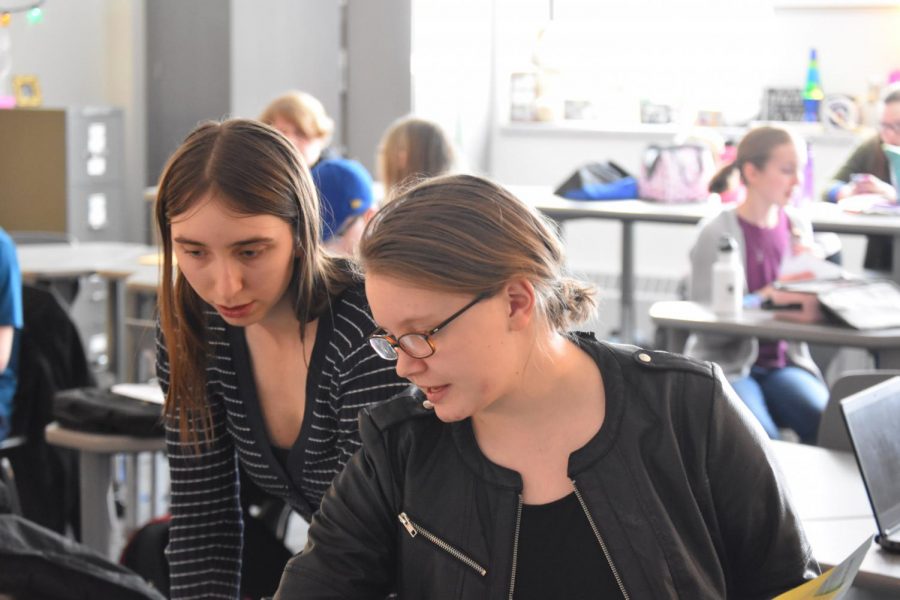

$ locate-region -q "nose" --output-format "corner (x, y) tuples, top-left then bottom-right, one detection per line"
(213, 258), (243, 303)
(394, 351), (426, 379)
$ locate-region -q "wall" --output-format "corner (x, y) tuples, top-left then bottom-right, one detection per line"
(230, 0), (342, 142)
(411, 0), (495, 175)
(345, 0), (413, 172)
(145, 0), (231, 186)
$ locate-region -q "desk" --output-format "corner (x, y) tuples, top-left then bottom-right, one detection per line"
(45, 422), (165, 560)
(650, 300), (900, 369)
(17, 242), (157, 381)
(649, 300), (900, 369)
(512, 185), (900, 343)
(770, 441), (900, 588)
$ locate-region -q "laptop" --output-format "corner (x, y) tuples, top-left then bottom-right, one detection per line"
(841, 376), (900, 554)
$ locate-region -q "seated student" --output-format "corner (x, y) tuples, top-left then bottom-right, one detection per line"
(824, 82), (900, 272)
(0, 227), (22, 442)
(310, 158), (377, 257)
(688, 126), (829, 444)
(259, 90), (336, 169)
(377, 116), (456, 201)
(155, 119), (408, 599)
(274, 174), (817, 599)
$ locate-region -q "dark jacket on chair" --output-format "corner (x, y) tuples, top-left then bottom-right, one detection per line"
(9, 284), (94, 533)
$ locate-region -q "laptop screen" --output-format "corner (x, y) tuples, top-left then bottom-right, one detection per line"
(841, 376), (900, 539)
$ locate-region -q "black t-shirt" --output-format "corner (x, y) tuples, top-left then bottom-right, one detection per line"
(514, 492), (623, 599)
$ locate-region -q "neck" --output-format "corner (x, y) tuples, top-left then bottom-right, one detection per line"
(738, 195), (780, 228)
(250, 292), (301, 338)
(472, 332), (592, 433)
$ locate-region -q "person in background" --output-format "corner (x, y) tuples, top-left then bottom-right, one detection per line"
(0, 227), (23, 442)
(260, 90), (336, 169)
(310, 158), (377, 257)
(274, 174), (817, 599)
(155, 119), (408, 599)
(377, 116), (456, 201)
(824, 82), (900, 272)
(689, 126), (829, 444)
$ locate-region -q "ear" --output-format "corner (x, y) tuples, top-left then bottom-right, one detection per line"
(742, 162), (761, 186)
(503, 278), (536, 332)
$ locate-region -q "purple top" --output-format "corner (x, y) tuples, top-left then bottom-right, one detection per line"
(739, 209), (791, 369)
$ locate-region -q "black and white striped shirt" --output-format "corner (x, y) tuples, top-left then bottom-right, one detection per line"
(157, 282), (408, 599)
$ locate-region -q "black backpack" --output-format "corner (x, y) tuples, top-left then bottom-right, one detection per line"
(53, 388), (163, 437)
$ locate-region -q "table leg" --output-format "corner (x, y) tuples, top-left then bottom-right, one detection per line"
(106, 278), (126, 382)
(78, 451), (116, 559)
(620, 221), (635, 344)
(892, 234), (900, 285)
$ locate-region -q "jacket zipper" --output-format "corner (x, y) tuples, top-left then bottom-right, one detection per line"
(572, 480), (630, 600)
(398, 512), (487, 577)
(507, 494), (523, 600)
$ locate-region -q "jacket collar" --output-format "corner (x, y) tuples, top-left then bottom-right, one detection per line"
(449, 333), (627, 491)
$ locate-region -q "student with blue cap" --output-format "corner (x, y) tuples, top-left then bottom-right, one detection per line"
(311, 158), (376, 256)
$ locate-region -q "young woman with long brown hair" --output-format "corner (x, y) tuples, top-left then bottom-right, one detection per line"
(155, 119), (407, 599)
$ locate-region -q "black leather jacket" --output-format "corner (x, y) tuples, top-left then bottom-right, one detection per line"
(276, 336), (818, 599)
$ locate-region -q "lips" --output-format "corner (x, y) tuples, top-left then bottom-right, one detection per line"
(420, 384), (449, 403)
(217, 302), (254, 319)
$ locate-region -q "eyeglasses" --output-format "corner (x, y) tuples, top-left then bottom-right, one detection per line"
(879, 122), (900, 135)
(368, 292), (490, 360)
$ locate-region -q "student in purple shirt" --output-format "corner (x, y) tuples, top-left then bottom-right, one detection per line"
(687, 126), (829, 443)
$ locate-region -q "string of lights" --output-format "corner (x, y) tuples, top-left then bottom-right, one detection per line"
(0, 0), (46, 27)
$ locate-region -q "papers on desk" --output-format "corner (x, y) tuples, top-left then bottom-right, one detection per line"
(780, 253), (846, 281)
(774, 535), (873, 599)
(111, 382), (165, 405)
(838, 194), (900, 216)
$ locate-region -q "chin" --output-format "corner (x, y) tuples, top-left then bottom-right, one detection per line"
(432, 405), (471, 423)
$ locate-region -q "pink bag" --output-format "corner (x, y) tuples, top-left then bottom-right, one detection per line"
(638, 144), (715, 203)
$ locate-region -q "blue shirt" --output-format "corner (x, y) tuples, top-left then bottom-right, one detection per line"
(0, 228), (24, 440)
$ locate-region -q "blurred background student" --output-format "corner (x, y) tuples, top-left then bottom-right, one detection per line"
(0, 227), (22, 442)
(688, 126), (828, 444)
(260, 90), (337, 169)
(310, 158), (377, 257)
(377, 116), (456, 201)
(825, 82), (900, 272)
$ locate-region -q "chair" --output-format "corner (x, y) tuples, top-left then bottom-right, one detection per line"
(7, 284), (95, 534)
(0, 434), (26, 514)
(816, 369), (900, 451)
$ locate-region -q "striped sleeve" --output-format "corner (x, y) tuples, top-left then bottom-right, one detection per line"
(331, 291), (409, 476)
(298, 287), (409, 508)
(157, 325), (244, 600)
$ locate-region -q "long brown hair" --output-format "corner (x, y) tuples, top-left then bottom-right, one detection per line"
(708, 126), (794, 193)
(358, 174), (596, 332)
(377, 116), (455, 198)
(156, 119), (353, 445)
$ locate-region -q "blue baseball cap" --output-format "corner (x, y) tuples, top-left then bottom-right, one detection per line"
(310, 158), (374, 241)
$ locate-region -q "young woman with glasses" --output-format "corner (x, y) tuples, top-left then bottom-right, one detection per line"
(274, 174), (817, 599)
(825, 82), (900, 271)
(155, 119), (408, 599)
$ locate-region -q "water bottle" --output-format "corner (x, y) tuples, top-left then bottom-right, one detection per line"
(712, 235), (744, 317)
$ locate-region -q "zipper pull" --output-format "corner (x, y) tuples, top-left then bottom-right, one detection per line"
(398, 512), (418, 537)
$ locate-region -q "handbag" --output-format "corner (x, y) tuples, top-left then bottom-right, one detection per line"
(638, 144), (715, 203)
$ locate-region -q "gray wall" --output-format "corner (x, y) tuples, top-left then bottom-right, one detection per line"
(230, 0), (342, 146)
(145, 0), (231, 185)
(346, 0), (413, 172)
